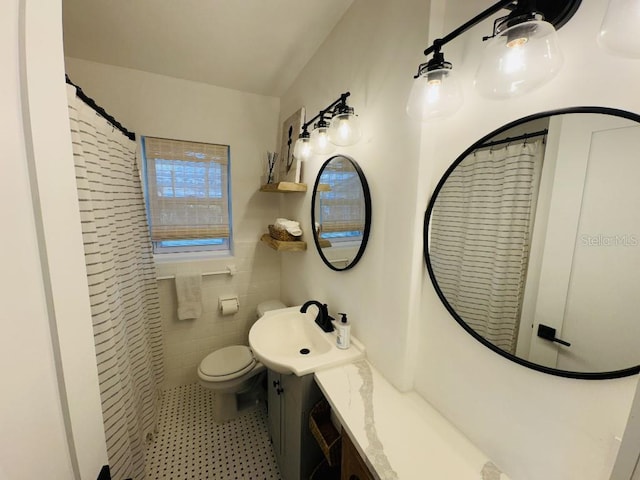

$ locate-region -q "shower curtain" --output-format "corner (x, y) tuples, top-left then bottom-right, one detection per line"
(430, 140), (543, 354)
(67, 85), (164, 480)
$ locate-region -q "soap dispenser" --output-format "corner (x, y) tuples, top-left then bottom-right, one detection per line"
(336, 313), (350, 349)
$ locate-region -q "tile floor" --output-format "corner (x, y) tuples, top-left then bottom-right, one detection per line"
(145, 383), (282, 479)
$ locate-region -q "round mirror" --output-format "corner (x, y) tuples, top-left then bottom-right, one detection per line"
(312, 155), (371, 271)
(425, 107), (640, 379)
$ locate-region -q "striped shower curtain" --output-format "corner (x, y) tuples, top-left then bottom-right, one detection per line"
(430, 140), (543, 354)
(67, 85), (164, 480)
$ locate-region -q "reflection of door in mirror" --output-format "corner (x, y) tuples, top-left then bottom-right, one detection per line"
(522, 114), (640, 372)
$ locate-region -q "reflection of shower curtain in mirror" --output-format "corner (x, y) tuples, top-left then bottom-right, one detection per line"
(431, 140), (543, 354)
(67, 85), (164, 480)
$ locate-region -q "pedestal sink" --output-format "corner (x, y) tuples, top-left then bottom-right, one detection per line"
(249, 306), (365, 376)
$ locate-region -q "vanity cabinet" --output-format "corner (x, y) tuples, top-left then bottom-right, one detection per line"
(341, 429), (375, 480)
(267, 370), (324, 480)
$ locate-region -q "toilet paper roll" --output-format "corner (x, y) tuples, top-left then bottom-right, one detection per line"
(219, 298), (239, 316)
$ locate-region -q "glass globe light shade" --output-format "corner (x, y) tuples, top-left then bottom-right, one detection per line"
(293, 135), (313, 161)
(406, 67), (463, 121)
(474, 20), (563, 99)
(328, 111), (362, 146)
(598, 0), (640, 58)
(310, 123), (336, 155)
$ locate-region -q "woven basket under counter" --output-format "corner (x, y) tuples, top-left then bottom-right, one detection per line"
(309, 398), (342, 467)
(268, 224), (301, 242)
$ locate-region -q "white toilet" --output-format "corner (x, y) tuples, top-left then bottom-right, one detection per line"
(197, 300), (286, 421)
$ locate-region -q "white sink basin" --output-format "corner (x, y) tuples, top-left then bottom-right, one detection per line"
(249, 306), (365, 376)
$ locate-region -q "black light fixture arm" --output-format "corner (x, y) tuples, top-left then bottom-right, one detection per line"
(415, 41), (452, 78)
(414, 0), (516, 78)
(422, 0), (516, 57)
(300, 91), (351, 134)
(415, 0), (581, 71)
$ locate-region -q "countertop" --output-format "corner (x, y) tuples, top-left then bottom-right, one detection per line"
(314, 360), (510, 480)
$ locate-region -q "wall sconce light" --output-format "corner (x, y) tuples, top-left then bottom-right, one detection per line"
(328, 103), (362, 146)
(475, 2), (565, 98)
(293, 130), (313, 161)
(407, 0), (582, 121)
(598, 0), (640, 58)
(294, 92), (362, 160)
(310, 115), (336, 155)
(406, 40), (463, 121)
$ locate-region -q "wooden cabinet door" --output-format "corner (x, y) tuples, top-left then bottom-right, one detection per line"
(341, 429), (375, 480)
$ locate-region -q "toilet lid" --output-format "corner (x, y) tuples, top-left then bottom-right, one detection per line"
(199, 345), (256, 380)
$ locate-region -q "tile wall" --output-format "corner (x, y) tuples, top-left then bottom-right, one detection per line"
(158, 240), (281, 388)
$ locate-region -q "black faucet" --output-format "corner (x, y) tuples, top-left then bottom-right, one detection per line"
(300, 300), (335, 332)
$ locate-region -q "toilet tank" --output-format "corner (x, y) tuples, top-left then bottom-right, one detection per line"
(256, 300), (287, 318)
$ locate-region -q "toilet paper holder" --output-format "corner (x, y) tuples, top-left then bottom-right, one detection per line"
(218, 294), (239, 315)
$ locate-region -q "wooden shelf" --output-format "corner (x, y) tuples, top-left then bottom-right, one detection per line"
(260, 182), (307, 193)
(261, 234), (307, 252)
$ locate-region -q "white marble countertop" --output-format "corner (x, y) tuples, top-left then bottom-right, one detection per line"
(314, 360), (510, 480)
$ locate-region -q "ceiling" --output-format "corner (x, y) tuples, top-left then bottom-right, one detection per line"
(62, 0), (353, 97)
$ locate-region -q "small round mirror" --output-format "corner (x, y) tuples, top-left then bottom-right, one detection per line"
(311, 155), (371, 271)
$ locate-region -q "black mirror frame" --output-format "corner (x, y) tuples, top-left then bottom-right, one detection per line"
(424, 106), (640, 380)
(311, 155), (372, 271)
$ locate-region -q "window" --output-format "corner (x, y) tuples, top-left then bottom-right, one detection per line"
(141, 136), (231, 254)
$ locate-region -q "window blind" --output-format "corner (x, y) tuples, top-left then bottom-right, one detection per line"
(319, 159), (365, 234)
(144, 137), (230, 242)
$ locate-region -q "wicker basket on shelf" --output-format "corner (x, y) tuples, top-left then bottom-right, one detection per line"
(309, 399), (342, 467)
(268, 224), (300, 242)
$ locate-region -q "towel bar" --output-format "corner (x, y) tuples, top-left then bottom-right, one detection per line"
(157, 265), (236, 281)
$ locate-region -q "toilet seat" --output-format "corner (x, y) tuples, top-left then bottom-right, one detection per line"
(198, 345), (256, 382)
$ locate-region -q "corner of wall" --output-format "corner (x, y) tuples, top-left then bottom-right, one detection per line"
(20, 0), (108, 477)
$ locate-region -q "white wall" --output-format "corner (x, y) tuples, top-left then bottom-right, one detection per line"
(278, 0), (429, 391)
(65, 58), (283, 387)
(2, 0), (107, 479)
(414, 1), (640, 479)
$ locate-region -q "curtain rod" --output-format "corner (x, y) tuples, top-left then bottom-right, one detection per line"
(478, 128), (548, 149)
(65, 74), (136, 141)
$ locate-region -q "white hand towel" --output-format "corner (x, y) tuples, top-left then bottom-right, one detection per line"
(275, 218), (303, 236)
(175, 273), (202, 320)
